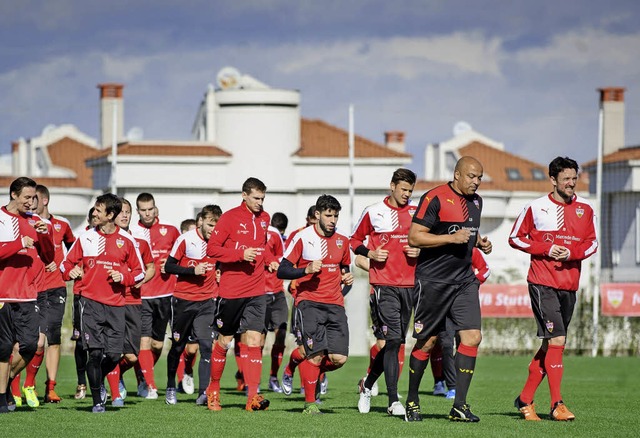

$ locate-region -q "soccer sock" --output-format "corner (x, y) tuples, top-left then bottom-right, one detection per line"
(299, 359), (321, 403)
(185, 350), (196, 375)
(176, 351), (185, 382)
(398, 343), (406, 376)
(234, 342), (244, 377)
(284, 347), (304, 375)
(430, 342), (443, 381)
(270, 344), (285, 377)
(365, 345), (386, 389)
(454, 343), (478, 407)
(406, 347), (429, 405)
(367, 343), (381, 374)
(318, 355), (340, 373)
(383, 339), (401, 404)
(243, 346), (263, 399)
(24, 349), (44, 387)
(198, 343), (212, 396)
(87, 349), (104, 406)
(46, 379), (56, 392)
(118, 356), (134, 375)
(138, 349), (157, 389)
(11, 372), (20, 397)
(106, 366), (121, 400)
(74, 341), (87, 385)
(545, 344), (565, 408)
(207, 342), (227, 393)
(520, 348), (546, 404)
(0, 393), (6, 408)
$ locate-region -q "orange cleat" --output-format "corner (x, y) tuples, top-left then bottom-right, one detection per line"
(514, 396), (541, 421)
(45, 389), (62, 403)
(245, 394), (270, 411)
(207, 391), (222, 411)
(550, 401), (575, 421)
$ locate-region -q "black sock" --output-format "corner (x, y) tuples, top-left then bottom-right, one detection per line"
(406, 351), (429, 405)
(166, 345), (180, 389)
(454, 352), (476, 407)
(365, 346), (385, 389)
(383, 339), (401, 405)
(87, 349), (104, 406)
(75, 341), (87, 385)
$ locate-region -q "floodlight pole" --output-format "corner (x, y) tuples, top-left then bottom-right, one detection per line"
(110, 100), (118, 194)
(592, 97), (604, 357)
(348, 104), (355, 231)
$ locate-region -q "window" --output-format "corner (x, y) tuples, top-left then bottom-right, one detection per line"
(506, 168), (523, 181)
(531, 168), (546, 180)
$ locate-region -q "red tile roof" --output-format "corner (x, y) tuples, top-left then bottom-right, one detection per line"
(46, 137), (98, 188)
(583, 145), (640, 167)
(88, 142), (232, 159)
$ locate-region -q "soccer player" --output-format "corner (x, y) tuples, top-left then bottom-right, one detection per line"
(509, 156), (597, 421)
(61, 194), (145, 413)
(351, 168), (419, 417)
(0, 177), (55, 414)
(164, 205), (221, 406)
(130, 193), (180, 399)
(106, 198), (155, 407)
(21, 185), (75, 405)
(206, 177), (276, 411)
(180, 219), (197, 234)
(405, 156), (492, 423)
(277, 194), (353, 415)
(264, 212), (289, 393)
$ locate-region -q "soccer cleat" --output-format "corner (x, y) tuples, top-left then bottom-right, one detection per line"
(433, 380), (446, 396)
(302, 402), (323, 415)
(92, 404), (106, 413)
(268, 376), (283, 393)
(387, 401), (406, 416)
(449, 404), (480, 422)
(357, 378), (371, 414)
(319, 373), (328, 395)
(145, 387), (158, 400)
(137, 381), (149, 398)
(404, 401), (423, 422)
(112, 397), (125, 407)
(550, 401), (575, 421)
(22, 386), (40, 408)
(245, 394), (270, 411)
(165, 387), (177, 405)
(281, 372), (293, 396)
(0, 405), (9, 414)
(207, 391), (222, 411)
(75, 384), (87, 400)
(514, 396), (541, 421)
(446, 389), (456, 400)
(119, 379), (127, 400)
(44, 388), (62, 403)
(195, 393), (208, 406)
(182, 373), (195, 395)
(235, 371), (245, 392)
(12, 395), (22, 408)
(371, 380), (379, 397)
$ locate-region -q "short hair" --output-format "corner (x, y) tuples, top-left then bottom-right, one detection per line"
(549, 156), (579, 179)
(200, 205), (223, 221)
(271, 212), (288, 231)
(136, 192), (155, 208)
(180, 218), (196, 233)
(242, 177), (267, 194)
(391, 168), (416, 186)
(35, 184), (50, 200)
(306, 205), (317, 219)
(315, 194), (341, 213)
(9, 177), (36, 199)
(87, 207), (95, 223)
(96, 193), (122, 219)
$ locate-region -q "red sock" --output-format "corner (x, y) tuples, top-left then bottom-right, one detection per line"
(545, 345), (565, 407)
(285, 347), (304, 375)
(106, 366), (121, 399)
(24, 349), (44, 387)
(411, 346), (429, 361)
(177, 352), (186, 382)
(46, 379), (56, 392)
(208, 342), (227, 394)
(298, 359), (321, 403)
(398, 344), (406, 376)
(319, 356), (339, 372)
(520, 348), (546, 404)
(243, 346), (263, 399)
(11, 372), (21, 396)
(138, 349), (157, 389)
(270, 344), (285, 377)
(430, 342), (443, 380)
(367, 344), (380, 374)
(235, 342), (245, 376)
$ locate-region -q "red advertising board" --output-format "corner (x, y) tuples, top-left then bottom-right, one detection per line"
(479, 284), (533, 318)
(600, 283), (640, 316)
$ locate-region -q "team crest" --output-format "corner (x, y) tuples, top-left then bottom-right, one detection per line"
(116, 238), (125, 248)
(28, 218), (36, 226)
(159, 227), (168, 236)
(545, 321), (554, 333)
(261, 221), (267, 230)
(85, 332), (90, 342)
(216, 318), (223, 328)
(296, 329), (302, 341)
(473, 199), (480, 209)
(409, 208), (416, 217)
(306, 337), (314, 350)
(414, 321), (423, 334)
(173, 331), (181, 342)
(576, 207), (584, 218)
(382, 325), (388, 336)
(607, 290), (624, 308)
(54, 223), (62, 232)
(336, 238), (344, 249)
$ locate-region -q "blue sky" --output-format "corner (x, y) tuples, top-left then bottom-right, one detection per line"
(2, 0), (640, 175)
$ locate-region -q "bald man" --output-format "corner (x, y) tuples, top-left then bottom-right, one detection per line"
(403, 156), (492, 423)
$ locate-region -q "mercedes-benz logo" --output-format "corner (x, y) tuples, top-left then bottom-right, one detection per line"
(448, 225), (460, 234)
(543, 233), (554, 243)
(380, 235), (390, 245)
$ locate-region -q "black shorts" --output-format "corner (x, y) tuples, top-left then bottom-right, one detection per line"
(528, 284), (577, 339)
(80, 297), (125, 354)
(123, 304), (142, 355)
(37, 287), (67, 345)
(141, 296), (172, 341)
(412, 278), (481, 340)
(170, 297), (216, 347)
(72, 294), (82, 340)
(265, 292), (288, 332)
(295, 300), (349, 357)
(0, 301), (39, 361)
(215, 295), (266, 337)
(370, 286), (413, 342)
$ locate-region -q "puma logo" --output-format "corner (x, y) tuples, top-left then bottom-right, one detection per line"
(447, 199), (455, 205)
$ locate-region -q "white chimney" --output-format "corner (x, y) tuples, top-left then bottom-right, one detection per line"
(98, 83), (124, 149)
(384, 131), (405, 153)
(599, 87), (625, 155)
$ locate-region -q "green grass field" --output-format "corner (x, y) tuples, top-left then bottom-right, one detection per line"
(3, 354), (638, 437)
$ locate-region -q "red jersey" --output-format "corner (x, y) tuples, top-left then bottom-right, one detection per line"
(61, 226), (145, 307)
(169, 228), (218, 301)
(125, 237), (154, 305)
(471, 248), (490, 284)
(206, 203), (273, 299)
(265, 226), (284, 293)
(40, 214), (75, 291)
(130, 219), (180, 299)
(283, 225), (351, 307)
(509, 193), (597, 291)
(0, 207), (55, 302)
(350, 197), (417, 287)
